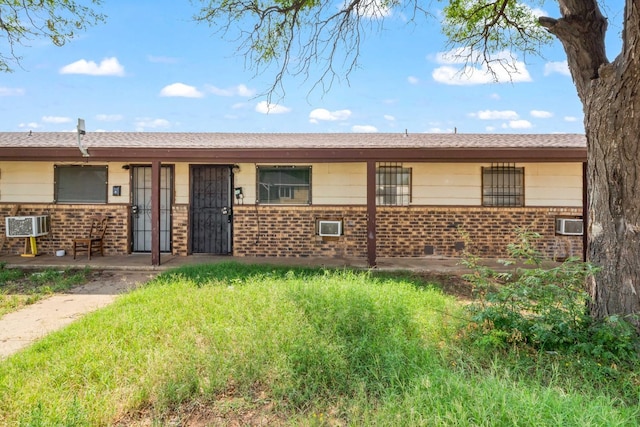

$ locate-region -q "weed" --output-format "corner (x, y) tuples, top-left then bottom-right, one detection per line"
(462, 229), (640, 365)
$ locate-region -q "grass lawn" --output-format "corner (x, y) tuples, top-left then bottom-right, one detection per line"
(0, 262), (638, 426)
(0, 264), (91, 317)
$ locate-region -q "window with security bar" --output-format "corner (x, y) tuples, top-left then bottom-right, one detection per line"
(257, 166), (311, 204)
(482, 163), (524, 206)
(376, 163), (412, 206)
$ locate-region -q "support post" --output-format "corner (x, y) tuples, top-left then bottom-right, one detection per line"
(367, 160), (377, 267)
(151, 160), (161, 266)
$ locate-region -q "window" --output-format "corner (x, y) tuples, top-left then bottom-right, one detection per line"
(54, 165), (108, 203)
(377, 163), (411, 206)
(482, 164), (524, 206)
(257, 166), (311, 204)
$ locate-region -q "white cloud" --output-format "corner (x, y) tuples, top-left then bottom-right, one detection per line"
(232, 102), (249, 110)
(428, 127), (454, 133)
(384, 115), (396, 121)
(42, 116), (72, 124)
(564, 116), (579, 122)
(19, 122), (40, 129)
(160, 83), (204, 98)
(528, 7), (547, 17)
(0, 87), (25, 96)
(489, 93), (501, 100)
(352, 125), (378, 133)
(352, 0), (393, 19)
(471, 110), (519, 120)
(134, 118), (171, 131)
(485, 126), (496, 132)
(60, 57), (125, 76)
(544, 61), (571, 76)
(96, 114), (124, 122)
(504, 120), (533, 129)
(255, 101), (291, 114)
(207, 84), (256, 97)
(308, 108), (351, 123)
(407, 76), (419, 85)
(432, 49), (531, 85)
(530, 110), (553, 118)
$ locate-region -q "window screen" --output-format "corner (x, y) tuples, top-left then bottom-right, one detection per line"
(482, 164), (524, 206)
(376, 163), (411, 206)
(54, 165), (108, 203)
(257, 166), (311, 204)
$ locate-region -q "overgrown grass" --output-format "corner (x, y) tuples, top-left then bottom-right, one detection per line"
(0, 262), (638, 426)
(0, 263), (91, 317)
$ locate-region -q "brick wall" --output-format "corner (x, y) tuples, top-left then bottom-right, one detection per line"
(376, 206), (583, 259)
(172, 204), (189, 255)
(233, 205), (368, 258)
(1, 203), (583, 260)
(233, 205), (583, 260)
(0, 204), (129, 256)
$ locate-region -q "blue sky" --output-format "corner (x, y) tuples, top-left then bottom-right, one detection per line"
(0, 0), (625, 134)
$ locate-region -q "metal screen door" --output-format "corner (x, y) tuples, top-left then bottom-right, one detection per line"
(131, 166), (172, 252)
(190, 165), (232, 254)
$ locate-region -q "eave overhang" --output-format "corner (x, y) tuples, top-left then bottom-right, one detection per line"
(0, 146), (588, 163)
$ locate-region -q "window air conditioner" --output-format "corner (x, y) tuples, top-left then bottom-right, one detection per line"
(318, 220), (342, 237)
(555, 218), (583, 236)
(5, 216), (51, 237)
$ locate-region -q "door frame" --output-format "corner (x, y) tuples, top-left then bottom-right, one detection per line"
(189, 164), (235, 254)
(129, 164), (174, 253)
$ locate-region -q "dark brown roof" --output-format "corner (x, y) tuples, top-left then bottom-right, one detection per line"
(0, 132), (587, 162)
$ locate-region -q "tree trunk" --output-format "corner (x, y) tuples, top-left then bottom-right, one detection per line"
(541, 0), (640, 328)
(585, 59), (640, 327)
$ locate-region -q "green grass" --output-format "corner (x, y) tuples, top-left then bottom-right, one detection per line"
(0, 264), (91, 317)
(0, 262), (638, 426)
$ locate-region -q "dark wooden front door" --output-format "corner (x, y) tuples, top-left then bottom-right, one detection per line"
(190, 165), (232, 254)
(131, 166), (172, 252)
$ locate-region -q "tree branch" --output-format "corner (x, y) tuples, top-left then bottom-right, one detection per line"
(538, 0), (608, 103)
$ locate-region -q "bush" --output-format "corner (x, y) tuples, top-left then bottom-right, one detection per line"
(461, 229), (640, 365)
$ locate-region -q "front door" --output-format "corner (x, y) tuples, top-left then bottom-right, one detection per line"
(131, 166), (172, 252)
(190, 165), (232, 254)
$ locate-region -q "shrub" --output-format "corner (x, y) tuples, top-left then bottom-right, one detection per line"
(462, 229), (640, 365)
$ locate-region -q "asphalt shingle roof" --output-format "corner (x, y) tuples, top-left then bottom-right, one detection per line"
(0, 132), (586, 149)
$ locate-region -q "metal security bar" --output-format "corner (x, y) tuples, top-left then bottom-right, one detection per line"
(482, 163), (524, 206)
(376, 162), (411, 206)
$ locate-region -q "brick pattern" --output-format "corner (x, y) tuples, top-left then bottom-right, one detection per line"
(233, 205), (583, 260)
(172, 204), (189, 255)
(1, 203), (583, 260)
(376, 206), (583, 259)
(233, 206), (368, 258)
(0, 204), (130, 256)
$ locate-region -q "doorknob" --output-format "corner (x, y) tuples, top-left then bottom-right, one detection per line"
(131, 205), (139, 215)
(221, 206), (229, 215)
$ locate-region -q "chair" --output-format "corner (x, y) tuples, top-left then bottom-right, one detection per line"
(73, 216), (108, 260)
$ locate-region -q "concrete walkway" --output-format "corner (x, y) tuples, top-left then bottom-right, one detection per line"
(0, 270), (157, 359)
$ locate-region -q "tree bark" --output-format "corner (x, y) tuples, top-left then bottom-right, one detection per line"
(542, 0), (640, 328)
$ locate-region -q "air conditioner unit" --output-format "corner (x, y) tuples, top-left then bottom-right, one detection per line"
(5, 216), (51, 238)
(318, 220), (342, 237)
(556, 218), (583, 236)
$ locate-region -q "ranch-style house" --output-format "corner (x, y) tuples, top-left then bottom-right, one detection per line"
(0, 132), (587, 266)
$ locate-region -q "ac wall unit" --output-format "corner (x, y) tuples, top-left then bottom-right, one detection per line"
(556, 218), (583, 236)
(5, 216), (51, 238)
(318, 220), (342, 237)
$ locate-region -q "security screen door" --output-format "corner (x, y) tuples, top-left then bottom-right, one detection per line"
(190, 165), (232, 254)
(131, 166), (172, 252)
